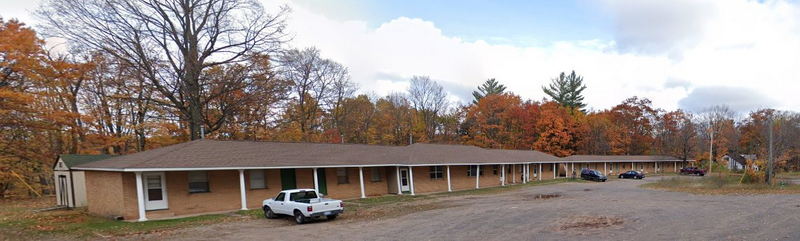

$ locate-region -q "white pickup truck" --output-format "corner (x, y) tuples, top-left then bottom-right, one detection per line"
(262, 189), (344, 224)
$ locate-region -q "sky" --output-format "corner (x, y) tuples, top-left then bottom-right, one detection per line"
(2, 0), (800, 114)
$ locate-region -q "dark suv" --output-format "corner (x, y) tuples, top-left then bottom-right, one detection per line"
(680, 167), (706, 176)
(580, 169), (607, 182)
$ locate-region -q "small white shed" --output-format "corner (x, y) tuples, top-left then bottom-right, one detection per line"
(53, 154), (113, 207)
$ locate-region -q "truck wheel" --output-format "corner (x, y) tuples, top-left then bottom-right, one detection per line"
(327, 214), (338, 220)
(294, 210), (306, 224)
(264, 206), (277, 219)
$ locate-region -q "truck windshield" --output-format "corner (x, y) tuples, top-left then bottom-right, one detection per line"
(289, 191), (318, 202)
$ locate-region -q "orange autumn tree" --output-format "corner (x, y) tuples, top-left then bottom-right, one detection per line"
(580, 111), (626, 154)
(462, 94), (524, 149)
(608, 97), (660, 155)
(531, 101), (583, 157)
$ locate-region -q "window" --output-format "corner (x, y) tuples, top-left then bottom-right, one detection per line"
(467, 165), (484, 176)
(492, 165), (498, 175)
(188, 171), (209, 193)
(337, 168), (349, 184)
(289, 191), (318, 201)
(249, 170), (266, 189)
(275, 193), (285, 202)
(429, 166), (444, 179)
(371, 168), (381, 182)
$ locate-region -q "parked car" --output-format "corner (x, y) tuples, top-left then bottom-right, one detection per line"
(262, 189), (343, 224)
(580, 169), (607, 182)
(618, 170), (645, 179)
(679, 167), (706, 176)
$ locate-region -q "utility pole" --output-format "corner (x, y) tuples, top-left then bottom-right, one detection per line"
(767, 116), (774, 184)
(708, 122), (713, 176)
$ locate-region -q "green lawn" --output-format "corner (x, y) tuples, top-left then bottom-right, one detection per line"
(0, 197), (245, 239)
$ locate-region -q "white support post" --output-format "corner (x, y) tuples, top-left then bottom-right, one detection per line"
(313, 168), (319, 193)
(538, 164), (543, 181)
(358, 167), (366, 198)
(522, 163), (530, 183)
(409, 167), (416, 195)
(553, 163), (557, 179)
(446, 165), (452, 192)
(604, 162), (608, 175)
(501, 165), (506, 186)
(522, 163), (531, 183)
(655, 162), (658, 174)
(396, 167), (402, 195)
(135, 172), (147, 222)
(475, 165), (481, 189)
(239, 169), (248, 210)
(571, 163), (575, 178)
(512, 164), (516, 183)
(523, 164), (527, 184)
(674, 162), (677, 172)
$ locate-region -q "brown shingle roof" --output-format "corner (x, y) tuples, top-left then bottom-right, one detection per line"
(72, 140), (684, 171)
(562, 155), (683, 162)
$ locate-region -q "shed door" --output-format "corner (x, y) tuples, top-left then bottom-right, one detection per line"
(143, 172), (168, 210)
(57, 175), (69, 206)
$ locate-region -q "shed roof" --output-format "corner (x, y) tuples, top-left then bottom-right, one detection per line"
(57, 154), (114, 169)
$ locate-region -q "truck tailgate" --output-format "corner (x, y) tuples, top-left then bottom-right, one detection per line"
(310, 199), (341, 213)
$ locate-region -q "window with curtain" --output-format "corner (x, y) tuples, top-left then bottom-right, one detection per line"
(249, 170), (266, 189)
(188, 171), (209, 193)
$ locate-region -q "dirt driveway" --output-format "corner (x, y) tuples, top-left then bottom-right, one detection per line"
(136, 177), (800, 241)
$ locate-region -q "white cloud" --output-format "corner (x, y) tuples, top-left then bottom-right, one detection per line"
(598, 0), (718, 55)
(678, 86), (778, 113)
(271, 0), (683, 109)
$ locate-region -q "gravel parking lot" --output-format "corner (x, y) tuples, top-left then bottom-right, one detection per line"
(145, 177), (800, 241)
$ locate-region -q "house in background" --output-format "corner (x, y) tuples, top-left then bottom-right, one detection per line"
(723, 152), (758, 171)
(53, 154), (114, 207)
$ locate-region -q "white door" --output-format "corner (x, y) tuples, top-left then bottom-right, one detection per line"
(399, 169), (410, 192)
(143, 172), (168, 210)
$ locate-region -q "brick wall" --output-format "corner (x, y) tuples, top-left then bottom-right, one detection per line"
(409, 166), (448, 194)
(323, 167), (391, 200)
(85, 171), (125, 218)
(244, 169), (283, 209)
(450, 165), (476, 191)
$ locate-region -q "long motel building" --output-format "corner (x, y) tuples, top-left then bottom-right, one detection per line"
(68, 139), (691, 221)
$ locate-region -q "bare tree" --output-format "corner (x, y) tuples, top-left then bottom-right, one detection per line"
(37, 0), (289, 140)
(278, 48), (351, 141)
(407, 76), (448, 140)
(699, 105), (736, 173)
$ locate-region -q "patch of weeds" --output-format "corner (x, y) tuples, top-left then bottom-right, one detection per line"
(532, 193), (561, 199)
(557, 216), (624, 232)
(642, 176), (800, 195)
